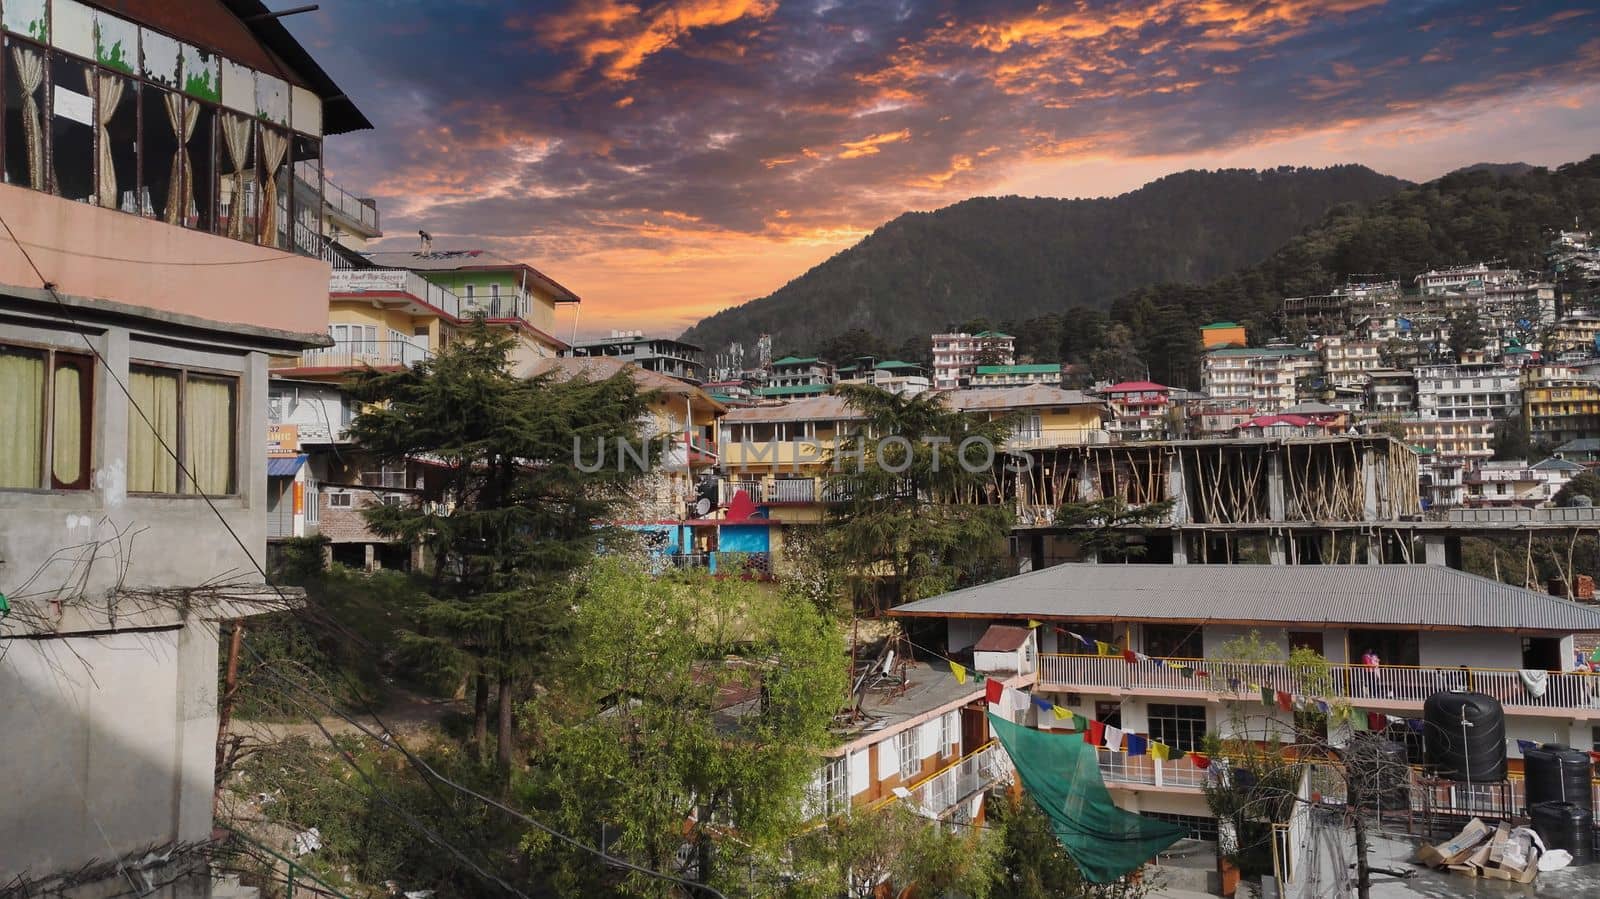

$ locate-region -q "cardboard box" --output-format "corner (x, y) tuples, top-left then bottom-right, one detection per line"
(1416, 817), (1491, 867)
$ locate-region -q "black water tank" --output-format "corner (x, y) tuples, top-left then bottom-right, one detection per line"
(1531, 801), (1595, 866)
(1346, 737), (1411, 810)
(1423, 691), (1506, 782)
(1525, 743), (1594, 811)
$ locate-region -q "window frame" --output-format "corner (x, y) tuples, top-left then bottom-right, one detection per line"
(1147, 703), (1208, 754)
(897, 729), (919, 781)
(125, 359), (239, 497)
(819, 755), (849, 818)
(0, 339), (95, 491)
(329, 491), (352, 508)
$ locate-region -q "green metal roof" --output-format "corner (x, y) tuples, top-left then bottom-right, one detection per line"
(972, 330), (1014, 339)
(1201, 321), (1242, 330)
(754, 383), (831, 396)
(1207, 346), (1315, 357)
(874, 360), (923, 370)
(975, 364), (1062, 375)
(772, 355), (820, 366)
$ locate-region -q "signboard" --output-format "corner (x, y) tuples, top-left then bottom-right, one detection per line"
(268, 423), (299, 456)
(329, 269), (410, 293)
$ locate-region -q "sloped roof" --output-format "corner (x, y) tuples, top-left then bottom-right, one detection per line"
(772, 356), (820, 366)
(1103, 381), (1170, 393)
(526, 357), (724, 412)
(754, 383), (831, 397)
(1556, 438), (1600, 453)
(1532, 457), (1585, 471)
(1201, 321), (1242, 330)
(941, 386), (1105, 412)
(361, 250), (581, 303)
(976, 364), (1061, 375)
(890, 564), (1600, 633)
(973, 624), (1033, 653)
(722, 393), (866, 423)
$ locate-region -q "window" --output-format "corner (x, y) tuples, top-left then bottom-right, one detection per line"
(0, 345), (93, 490)
(329, 491), (352, 508)
(217, 111), (257, 241)
(50, 53), (96, 202)
(1143, 624), (1202, 660)
(304, 479), (320, 526)
(1142, 811), (1218, 841)
(127, 365), (237, 495)
(1149, 704), (1207, 753)
(819, 756), (848, 818)
(898, 730), (920, 781)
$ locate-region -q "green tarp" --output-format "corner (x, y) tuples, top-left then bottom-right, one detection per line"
(988, 712), (1187, 883)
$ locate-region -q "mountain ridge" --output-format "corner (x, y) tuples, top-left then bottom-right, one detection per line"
(680, 165), (1411, 355)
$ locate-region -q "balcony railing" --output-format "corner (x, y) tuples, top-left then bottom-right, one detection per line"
(873, 741), (1013, 821)
(1038, 654), (1600, 714)
(298, 169), (380, 233)
(292, 339), (433, 371)
(329, 269), (462, 319)
(1096, 747), (1211, 790)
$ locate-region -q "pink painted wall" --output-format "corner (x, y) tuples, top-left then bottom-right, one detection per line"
(0, 184), (329, 337)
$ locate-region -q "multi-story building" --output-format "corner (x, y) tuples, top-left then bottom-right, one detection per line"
(1201, 346), (1318, 414)
(1462, 458), (1581, 508)
(362, 247), (579, 373)
(1317, 335), (1382, 387)
(567, 331), (704, 383)
(0, 3), (367, 893)
(1363, 369), (1416, 416)
(1282, 279), (1401, 330)
(1522, 365), (1600, 446)
(764, 355), (835, 397)
(892, 564), (1600, 834)
(1414, 262), (1524, 296)
(932, 330), (1015, 389)
(942, 386), (1109, 451)
(1398, 417), (1496, 463)
(968, 363), (1061, 389)
(1545, 311), (1600, 355)
(1097, 381), (1173, 441)
(837, 359), (931, 396)
(1415, 363), (1520, 421)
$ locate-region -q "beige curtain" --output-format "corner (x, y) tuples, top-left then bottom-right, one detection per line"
(51, 364), (84, 486)
(258, 127), (288, 247)
(129, 368), (179, 493)
(95, 73), (126, 209)
(162, 93), (199, 226)
(0, 351), (44, 488)
(220, 113), (253, 239)
(10, 44), (46, 191)
(184, 377), (234, 495)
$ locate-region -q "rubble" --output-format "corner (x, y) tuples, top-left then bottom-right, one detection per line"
(1414, 818), (1540, 883)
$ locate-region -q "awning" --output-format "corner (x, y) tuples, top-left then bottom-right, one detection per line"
(267, 455), (308, 477)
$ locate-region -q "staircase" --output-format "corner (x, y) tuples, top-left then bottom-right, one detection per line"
(210, 873), (261, 899)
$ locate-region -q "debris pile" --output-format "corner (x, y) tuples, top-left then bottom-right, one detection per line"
(1414, 818), (1552, 883)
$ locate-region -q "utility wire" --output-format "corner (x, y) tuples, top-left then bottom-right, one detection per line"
(0, 211), (728, 899)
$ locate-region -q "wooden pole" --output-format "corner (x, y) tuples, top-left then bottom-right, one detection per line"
(214, 620), (244, 813)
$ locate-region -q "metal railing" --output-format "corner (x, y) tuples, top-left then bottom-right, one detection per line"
(1004, 428), (1111, 449)
(1097, 747), (1210, 789)
(296, 339), (432, 370)
(215, 822), (354, 898)
(328, 269), (462, 319)
(1038, 654), (1600, 713)
(873, 741), (1013, 819)
(298, 169), (380, 233)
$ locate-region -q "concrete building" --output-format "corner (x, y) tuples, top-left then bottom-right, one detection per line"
(1399, 416), (1495, 464)
(767, 355), (834, 392)
(837, 359), (931, 396)
(566, 331), (705, 384)
(1201, 346), (1319, 414)
(1317, 335), (1382, 387)
(1522, 364), (1600, 446)
(891, 564), (1600, 833)
(1364, 369), (1416, 416)
(0, 2), (368, 894)
(932, 330), (1015, 390)
(1097, 381), (1174, 441)
(1415, 363), (1520, 421)
(967, 362), (1061, 389)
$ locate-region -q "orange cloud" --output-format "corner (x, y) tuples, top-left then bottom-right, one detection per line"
(529, 0), (778, 82)
(839, 129), (912, 159)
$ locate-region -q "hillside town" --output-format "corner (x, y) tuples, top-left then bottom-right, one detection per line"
(6, 4), (1600, 899)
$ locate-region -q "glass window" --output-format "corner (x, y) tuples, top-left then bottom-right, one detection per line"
(1143, 624), (1203, 660)
(258, 123), (290, 248)
(1148, 703), (1207, 753)
(217, 111), (256, 241)
(291, 134), (322, 252)
(5, 38), (49, 190)
(139, 84), (178, 220)
(50, 53), (96, 202)
(898, 730), (919, 781)
(186, 103), (217, 230)
(185, 375), (236, 495)
(819, 756), (848, 818)
(0, 346), (95, 491)
(128, 365), (237, 495)
(128, 366), (180, 493)
(98, 72), (138, 212)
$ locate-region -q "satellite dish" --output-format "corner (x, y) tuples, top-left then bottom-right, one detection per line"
(694, 498), (712, 517)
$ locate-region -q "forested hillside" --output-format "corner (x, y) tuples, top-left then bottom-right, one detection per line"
(681, 165), (1408, 354)
(1090, 155), (1600, 387)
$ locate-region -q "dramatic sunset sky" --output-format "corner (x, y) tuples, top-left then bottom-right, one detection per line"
(289, 1), (1600, 339)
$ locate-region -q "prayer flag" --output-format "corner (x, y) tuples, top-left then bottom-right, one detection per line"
(949, 661), (967, 684)
(1276, 691), (1294, 712)
(1127, 734), (1149, 757)
(1260, 685), (1275, 707)
(1073, 713), (1088, 730)
(1351, 710), (1369, 731)
(1367, 711), (1387, 732)
(1104, 724), (1124, 751)
(1085, 719), (1105, 746)
(1051, 704), (1072, 721)
(1027, 620), (1042, 629)
(1034, 696), (1054, 713)
(1096, 640), (1116, 657)
(1122, 648), (1139, 664)
(1406, 719), (1425, 734)
(1517, 739), (1538, 754)
(1150, 741), (1170, 762)
(1189, 752), (1211, 770)
(986, 678), (1005, 705)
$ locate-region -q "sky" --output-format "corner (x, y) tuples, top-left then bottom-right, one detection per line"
(288, 1), (1600, 341)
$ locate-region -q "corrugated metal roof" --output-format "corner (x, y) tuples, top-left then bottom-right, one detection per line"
(889, 564), (1600, 633)
(266, 455), (306, 477)
(722, 393), (866, 423)
(526, 357), (726, 412)
(941, 385), (1104, 411)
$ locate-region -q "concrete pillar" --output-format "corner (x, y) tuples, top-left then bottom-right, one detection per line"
(174, 619), (221, 845)
(1267, 451), (1286, 521)
(1166, 451), (1188, 525)
(363, 543), (376, 572)
(1269, 535), (1287, 565)
(1422, 534), (1448, 566)
(1366, 535), (1382, 565)
(1171, 531), (1188, 565)
(1362, 447), (1380, 520)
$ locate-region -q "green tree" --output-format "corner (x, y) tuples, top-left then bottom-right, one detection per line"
(1088, 324), (1146, 385)
(520, 559), (846, 896)
(1490, 411), (1533, 461)
(987, 790), (1150, 899)
(1445, 309), (1485, 361)
(824, 384), (1016, 612)
(1555, 471), (1600, 507)
(817, 328), (892, 367)
(347, 321), (655, 766)
(1054, 498), (1176, 561)
(789, 802), (1000, 899)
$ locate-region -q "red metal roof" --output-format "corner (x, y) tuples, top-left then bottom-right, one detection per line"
(1104, 381), (1171, 393)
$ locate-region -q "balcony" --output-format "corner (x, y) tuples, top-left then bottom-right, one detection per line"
(329, 269), (461, 319)
(298, 169), (381, 236)
(1005, 427), (1112, 450)
(284, 339), (433, 372)
(721, 477), (820, 504)
(872, 741), (1013, 821)
(1037, 654), (1600, 716)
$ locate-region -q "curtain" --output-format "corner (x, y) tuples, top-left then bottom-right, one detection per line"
(258, 127), (288, 247)
(95, 73), (126, 209)
(220, 113), (253, 239)
(10, 44), (46, 191)
(163, 93), (198, 226)
(51, 363), (84, 486)
(184, 376), (234, 495)
(0, 351), (44, 488)
(129, 368), (179, 493)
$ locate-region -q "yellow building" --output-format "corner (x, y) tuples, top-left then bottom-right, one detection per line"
(1522, 365), (1600, 445)
(941, 386), (1110, 449)
(273, 268), (464, 377)
(1200, 321), (1248, 349)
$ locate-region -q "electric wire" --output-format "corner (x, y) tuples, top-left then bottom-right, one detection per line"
(0, 210), (728, 899)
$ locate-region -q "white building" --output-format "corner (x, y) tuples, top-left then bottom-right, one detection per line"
(1201, 347), (1319, 414)
(1415, 363), (1520, 421)
(932, 331), (1016, 390)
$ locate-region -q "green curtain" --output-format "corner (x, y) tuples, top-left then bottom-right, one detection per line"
(987, 712), (1187, 883)
(184, 376), (235, 495)
(0, 350), (44, 488)
(128, 368), (179, 493)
